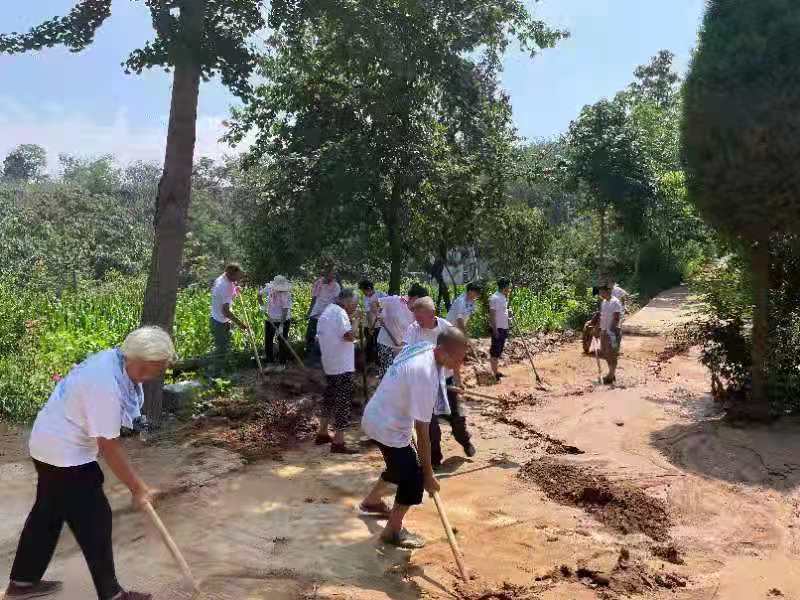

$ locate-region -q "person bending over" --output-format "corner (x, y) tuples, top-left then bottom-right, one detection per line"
(358, 328), (468, 548)
(5, 327), (176, 600)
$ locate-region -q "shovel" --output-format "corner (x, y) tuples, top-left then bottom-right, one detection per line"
(143, 502), (200, 593)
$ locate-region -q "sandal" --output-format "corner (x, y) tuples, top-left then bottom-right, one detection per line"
(358, 500), (392, 517)
(381, 528), (426, 549)
(5, 581), (63, 599)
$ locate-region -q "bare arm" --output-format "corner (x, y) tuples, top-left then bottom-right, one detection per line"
(222, 303), (247, 330)
(414, 421), (440, 494)
(612, 312), (621, 332)
(98, 437), (152, 508)
(455, 317), (467, 334)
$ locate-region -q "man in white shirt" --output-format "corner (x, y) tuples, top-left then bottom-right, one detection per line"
(375, 283), (428, 378)
(210, 263), (248, 375)
(258, 275), (293, 364)
(358, 280), (386, 364)
(405, 297), (476, 467)
(5, 327), (176, 600)
(316, 289), (359, 454)
(489, 278), (511, 381)
(446, 282), (481, 333)
(305, 265), (342, 365)
(359, 328), (468, 549)
(596, 283), (623, 384)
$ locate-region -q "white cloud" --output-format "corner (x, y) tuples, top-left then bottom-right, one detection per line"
(0, 97), (250, 173)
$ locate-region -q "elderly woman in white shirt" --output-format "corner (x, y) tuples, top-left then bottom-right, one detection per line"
(258, 275), (294, 365)
(5, 327), (176, 600)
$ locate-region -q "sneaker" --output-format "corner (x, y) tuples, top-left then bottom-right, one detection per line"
(314, 434), (333, 445)
(602, 374), (616, 385)
(331, 443), (359, 455)
(115, 592), (153, 600)
(464, 443), (477, 458)
(381, 528), (426, 549)
(4, 581), (63, 599)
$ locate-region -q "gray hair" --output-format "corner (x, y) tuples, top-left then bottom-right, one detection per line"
(121, 326), (177, 364)
(412, 296), (435, 311)
(337, 288), (358, 306)
(436, 326), (468, 348)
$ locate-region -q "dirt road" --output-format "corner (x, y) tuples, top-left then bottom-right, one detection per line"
(3, 286), (800, 599)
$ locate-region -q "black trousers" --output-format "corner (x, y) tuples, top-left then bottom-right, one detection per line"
(304, 317), (320, 364)
(376, 442), (424, 506)
(264, 320), (291, 364)
(430, 379), (472, 466)
(10, 460), (122, 600)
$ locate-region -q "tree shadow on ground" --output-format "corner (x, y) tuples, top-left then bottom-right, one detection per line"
(650, 412), (800, 491)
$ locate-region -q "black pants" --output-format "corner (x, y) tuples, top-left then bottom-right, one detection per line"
(10, 460), (122, 600)
(365, 327), (380, 363)
(376, 443), (424, 506)
(429, 378), (472, 466)
(320, 373), (354, 430)
(264, 320), (291, 364)
(490, 328), (509, 358)
(304, 317), (320, 364)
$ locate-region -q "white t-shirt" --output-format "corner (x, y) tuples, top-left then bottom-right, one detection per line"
(317, 303), (354, 375)
(446, 293), (476, 328)
(403, 317), (451, 346)
(211, 274), (236, 323)
(376, 296), (414, 350)
(261, 285), (292, 321)
(600, 296), (623, 331)
(29, 349), (143, 467)
(489, 292), (510, 330)
(611, 285), (628, 301)
(362, 347), (446, 447)
(363, 291), (386, 328)
(310, 278), (341, 318)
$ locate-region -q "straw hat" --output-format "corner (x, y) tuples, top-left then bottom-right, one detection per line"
(269, 275), (292, 292)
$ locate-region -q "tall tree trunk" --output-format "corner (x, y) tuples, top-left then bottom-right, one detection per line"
(749, 234), (771, 421)
(140, 60), (203, 423)
(385, 182), (404, 295)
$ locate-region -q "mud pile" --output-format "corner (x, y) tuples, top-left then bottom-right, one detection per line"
(183, 368), (319, 461)
(520, 458), (671, 541)
(454, 581), (542, 600)
(481, 404), (583, 455)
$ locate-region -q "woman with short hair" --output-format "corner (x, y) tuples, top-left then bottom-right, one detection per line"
(5, 327), (176, 600)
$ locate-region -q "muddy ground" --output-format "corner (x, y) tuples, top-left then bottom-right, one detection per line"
(2, 286), (800, 599)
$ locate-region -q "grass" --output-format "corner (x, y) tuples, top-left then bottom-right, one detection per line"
(0, 273), (593, 422)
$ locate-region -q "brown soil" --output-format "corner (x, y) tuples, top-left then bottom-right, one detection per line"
(520, 458), (671, 541)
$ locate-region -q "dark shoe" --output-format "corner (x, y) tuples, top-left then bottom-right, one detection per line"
(464, 443), (477, 458)
(381, 528), (426, 549)
(494, 372), (505, 381)
(116, 592), (153, 600)
(603, 374), (616, 385)
(5, 581), (63, 599)
(314, 434), (333, 445)
(331, 443), (359, 455)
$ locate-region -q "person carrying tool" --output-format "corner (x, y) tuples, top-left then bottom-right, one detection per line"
(489, 278), (511, 381)
(210, 263), (249, 376)
(446, 282), (481, 334)
(358, 280), (386, 364)
(304, 264), (341, 366)
(583, 278), (628, 354)
(358, 328), (469, 548)
(316, 289), (360, 454)
(4, 327), (176, 600)
(404, 297), (476, 467)
(375, 283), (428, 378)
(258, 275), (293, 365)
(595, 283), (623, 384)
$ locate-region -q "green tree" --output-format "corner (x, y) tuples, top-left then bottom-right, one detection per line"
(2, 144), (47, 182)
(682, 0), (800, 416)
(1, 0), (267, 419)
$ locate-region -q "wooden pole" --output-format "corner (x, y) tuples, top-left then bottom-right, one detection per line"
(143, 503), (200, 593)
(236, 291), (264, 374)
(275, 327), (307, 372)
(447, 386), (500, 402)
(431, 491), (469, 581)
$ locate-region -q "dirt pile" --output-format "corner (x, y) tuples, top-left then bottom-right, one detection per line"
(183, 369), (319, 461)
(454, 581), (542, 600)
(520, 458), (671, 541)
(546, 549), (687, 598)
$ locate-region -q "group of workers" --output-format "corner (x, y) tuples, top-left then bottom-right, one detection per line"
(4, 261), (627, 599)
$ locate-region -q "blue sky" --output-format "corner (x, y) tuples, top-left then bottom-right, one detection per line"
(0, 0), (704, 170)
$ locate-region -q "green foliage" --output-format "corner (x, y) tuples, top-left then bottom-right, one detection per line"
(682, 0), (800, 242)
(2, 144), (47, 182)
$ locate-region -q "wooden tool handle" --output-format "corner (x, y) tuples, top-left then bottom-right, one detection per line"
(431, 491), (469, 581)
(143, 503), (200, 592)
(447, 386), (499, 402)
(275, 329), (308, 372)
